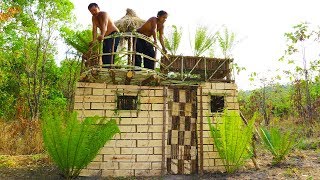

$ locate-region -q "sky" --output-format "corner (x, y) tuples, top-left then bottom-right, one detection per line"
(58, 0), (320, 90)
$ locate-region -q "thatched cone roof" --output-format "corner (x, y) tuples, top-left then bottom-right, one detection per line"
(115, 8), (145, 32)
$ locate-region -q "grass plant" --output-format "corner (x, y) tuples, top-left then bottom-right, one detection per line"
(208, 110), (255, 173)
(0, 118), (43, 155)
(260, 126), (297, 165)
(41, 109), (120, 179)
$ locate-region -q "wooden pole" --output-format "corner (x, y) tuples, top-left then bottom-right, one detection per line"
(132, 35), (137, 67)
(111, 37), (115, 66)
(199, 87), (204, 175)
(161, 86), (167, 175)
(240, 111), (260, 170)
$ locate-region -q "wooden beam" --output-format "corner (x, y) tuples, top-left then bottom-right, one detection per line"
(141, 74), (156, 86)
(199, 87), (204, 176)
(161, 86), (167, 175)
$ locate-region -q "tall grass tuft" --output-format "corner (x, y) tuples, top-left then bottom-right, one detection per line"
(41, 109), (120, 179)
(208, 110), (255, 173)
(0, 118), (44, 155)
(260, 127), (297, 165)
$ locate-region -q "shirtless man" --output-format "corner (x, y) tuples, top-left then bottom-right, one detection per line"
(88, 3), (120, 66)
(135, 10), (168, 70)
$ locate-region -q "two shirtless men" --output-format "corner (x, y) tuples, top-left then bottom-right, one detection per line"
(88, 3), (167, 69)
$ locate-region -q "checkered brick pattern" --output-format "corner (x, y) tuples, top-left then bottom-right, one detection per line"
(167, 87), (198, 174)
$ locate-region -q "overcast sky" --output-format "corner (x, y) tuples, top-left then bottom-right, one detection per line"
(59, 0), (320, 90)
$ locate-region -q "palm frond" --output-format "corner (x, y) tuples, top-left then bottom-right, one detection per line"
(164, 25), (182, 55)
(208, 109), (254, 173)
(42, 107), (120, 179)
(260, 126), (297, 165)
(192, 26), (216, 56)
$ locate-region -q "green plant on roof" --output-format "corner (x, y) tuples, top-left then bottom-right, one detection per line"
(164, 25), (183, 55)
(217, 26), (237, 59)
(191, 26), (217, 57)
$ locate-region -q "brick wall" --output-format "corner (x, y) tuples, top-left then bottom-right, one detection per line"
(197, 82), (239, 172)
(74, 82), (239, 177)
(74, 82), (167, 177)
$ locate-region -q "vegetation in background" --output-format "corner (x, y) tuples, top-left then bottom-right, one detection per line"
(42, 108), (120, 179)
(279, 22), (320, 121)
(164, 25), (183, 55)
(56, 59), (81, 111)
(208, 110), (255, 173)
(0, 0), (74, 120)
(0, 118), (43, 155)
(260, 127), (298, 165)
(60, 27), (94, 55)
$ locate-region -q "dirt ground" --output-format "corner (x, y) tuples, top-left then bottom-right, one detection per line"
(0, 149), (319, 180)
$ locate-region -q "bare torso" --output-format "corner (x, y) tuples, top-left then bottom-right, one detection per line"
(137, 17), (163, 37)
(93, 11), (119, 36)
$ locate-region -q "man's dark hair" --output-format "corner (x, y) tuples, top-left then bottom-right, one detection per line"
(157, 10), (168, 17)
(88, 3), (99, 10)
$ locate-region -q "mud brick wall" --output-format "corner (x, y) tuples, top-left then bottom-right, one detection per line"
(74, 82), (239, 176)
(74, 82), (168, 177)
(197, 82), (239, 172)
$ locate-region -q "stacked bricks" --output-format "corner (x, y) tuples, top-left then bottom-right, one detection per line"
(197, 82), (239, 172)
(74, 81), (239, 176)
(74, 82), (168, 177)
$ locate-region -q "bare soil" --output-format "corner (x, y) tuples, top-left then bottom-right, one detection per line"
(0, 149), (319, 180)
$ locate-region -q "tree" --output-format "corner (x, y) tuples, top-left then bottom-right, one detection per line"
(57, 57), (81, 112)
(1, 0), (74, 120)
(280, 22), (320, 121)
(60, 27), (93, 56)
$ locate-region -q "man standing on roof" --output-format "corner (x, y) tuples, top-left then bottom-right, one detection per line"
(135, 10), (168, 70)
(88, 3), (120, 67)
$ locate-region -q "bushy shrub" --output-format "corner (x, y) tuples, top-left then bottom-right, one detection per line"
(208, 110), (255, 173)
(41, 109), (120, 179)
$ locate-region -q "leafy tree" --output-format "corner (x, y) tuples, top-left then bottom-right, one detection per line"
(280, 22), (320, 121)
(164, 25), (182, 55)
(1, 0), (74, 120)
(57, 58), (82, 111)
(60, 27), (93, 55)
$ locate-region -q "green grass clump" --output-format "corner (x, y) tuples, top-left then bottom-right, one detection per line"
(41, 109), (120, 179)
(208, 110), (255, 173)
(260, 126), (297, 165)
